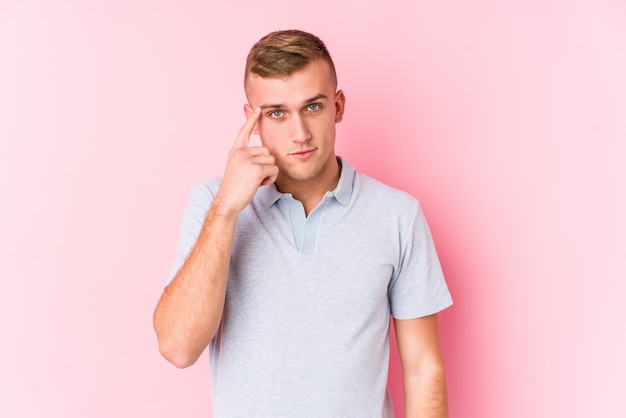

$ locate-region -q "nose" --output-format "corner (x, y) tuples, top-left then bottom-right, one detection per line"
(289, 114), (311, 143)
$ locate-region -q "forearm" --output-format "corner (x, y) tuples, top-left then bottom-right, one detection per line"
(403, 362), (448, 418)
(153, 202), (237, 368)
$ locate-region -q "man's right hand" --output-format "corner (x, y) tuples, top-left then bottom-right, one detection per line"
(214, 107), (279, 215)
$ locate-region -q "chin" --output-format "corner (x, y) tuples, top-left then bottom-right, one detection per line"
(281, 166), (321, 182)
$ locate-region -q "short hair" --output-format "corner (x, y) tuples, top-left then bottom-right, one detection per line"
(244, 29), (337, 92)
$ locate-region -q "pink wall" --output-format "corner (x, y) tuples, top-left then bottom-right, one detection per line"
(1, 1), (625, 417)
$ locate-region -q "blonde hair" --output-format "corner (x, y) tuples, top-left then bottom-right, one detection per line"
(244, 30), (337, 91)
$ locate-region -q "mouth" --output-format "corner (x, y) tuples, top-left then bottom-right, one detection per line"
(289, 148), (316, 159)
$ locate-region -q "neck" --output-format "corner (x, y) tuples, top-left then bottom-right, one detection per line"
(275, 157), (341, 216)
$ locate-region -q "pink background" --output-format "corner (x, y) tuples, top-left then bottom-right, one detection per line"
(1, 1), (625, 417)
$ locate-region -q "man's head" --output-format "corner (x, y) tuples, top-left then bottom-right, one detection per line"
(243, 30), (345, 192)
(244, 30), (337, 95)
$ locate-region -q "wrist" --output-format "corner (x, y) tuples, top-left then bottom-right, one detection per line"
(210, 195), (242, 220)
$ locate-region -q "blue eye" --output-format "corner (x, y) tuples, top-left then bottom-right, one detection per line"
(307, 103), (320, 111)
(269, 110), (283, 118)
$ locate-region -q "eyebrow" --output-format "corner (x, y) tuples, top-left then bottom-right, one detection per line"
(259, 94), (329, 110)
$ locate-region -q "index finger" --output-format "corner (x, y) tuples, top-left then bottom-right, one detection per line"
(233, 106), (262, 150)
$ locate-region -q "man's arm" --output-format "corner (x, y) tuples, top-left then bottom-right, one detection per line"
(153, 107), (278, 368)
(394, 314), (449, 418)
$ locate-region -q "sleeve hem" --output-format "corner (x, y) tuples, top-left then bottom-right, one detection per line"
(391, 298), (453, 320)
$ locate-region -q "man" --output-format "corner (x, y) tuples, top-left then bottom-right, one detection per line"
(153, 29), (452, 417)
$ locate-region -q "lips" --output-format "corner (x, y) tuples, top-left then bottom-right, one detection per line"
(289, 148), (316, 159)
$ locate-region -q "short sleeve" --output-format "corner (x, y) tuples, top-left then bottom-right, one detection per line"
(388, 203), (453, 319)
(165, 178), (221, 285)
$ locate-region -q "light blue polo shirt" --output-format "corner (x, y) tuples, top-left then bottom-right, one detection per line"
(168, 158), (452, 417)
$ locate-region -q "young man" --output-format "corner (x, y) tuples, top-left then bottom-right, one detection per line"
(153, 30), (452, 417)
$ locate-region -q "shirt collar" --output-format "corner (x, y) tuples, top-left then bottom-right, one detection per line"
(332, 157), (354, 206)
(257, 157), (355, 208)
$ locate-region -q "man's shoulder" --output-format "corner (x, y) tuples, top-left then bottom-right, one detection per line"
(353, 170), (420, 211)
(196, 176), (222, 192)
(187, 177), (222, 202)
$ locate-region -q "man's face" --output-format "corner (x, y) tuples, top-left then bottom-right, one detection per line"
(245, 59), (345, 187)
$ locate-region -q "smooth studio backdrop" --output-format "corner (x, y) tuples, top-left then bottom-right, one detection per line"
(1, 1), (625, 417)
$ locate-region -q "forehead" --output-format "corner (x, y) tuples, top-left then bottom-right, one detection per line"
(245, 60), (336, 107)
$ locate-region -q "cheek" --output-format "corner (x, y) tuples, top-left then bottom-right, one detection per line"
(257, 121), (282, 147)
(315, 115), (337, 135)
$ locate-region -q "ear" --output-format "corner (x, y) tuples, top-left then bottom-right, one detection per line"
(243, 103), (260, 134)
(334, 90), (346, 123)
